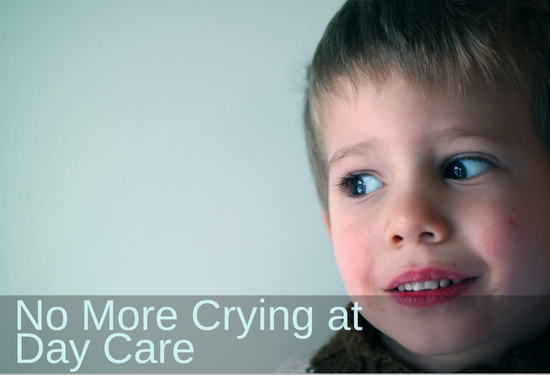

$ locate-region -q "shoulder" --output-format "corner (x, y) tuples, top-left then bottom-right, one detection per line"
(274, 352), (313, 373)
(308, 309), (418, 373)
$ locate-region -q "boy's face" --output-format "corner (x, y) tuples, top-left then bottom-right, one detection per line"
(322, 74), (550, 364)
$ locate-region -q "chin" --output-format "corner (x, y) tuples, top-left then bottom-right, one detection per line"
(390, 330), (485, 357)
(367, 307), (498, 357)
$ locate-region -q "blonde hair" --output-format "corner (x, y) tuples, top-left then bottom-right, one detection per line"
(305, 0), (550, 213)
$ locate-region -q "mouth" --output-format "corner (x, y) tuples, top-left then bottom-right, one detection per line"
(386, 269), (477, 307)
(394, 278), (463, 292)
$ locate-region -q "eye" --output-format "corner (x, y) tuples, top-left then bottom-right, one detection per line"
(339, 173), (384, 196)
(443, 157), (493, 180)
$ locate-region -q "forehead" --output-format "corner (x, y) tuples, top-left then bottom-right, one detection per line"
(320, 75), (532, 162)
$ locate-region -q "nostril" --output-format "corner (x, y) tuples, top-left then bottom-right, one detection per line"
(422, 232), (435, 240)
(392, 235), (403, 245)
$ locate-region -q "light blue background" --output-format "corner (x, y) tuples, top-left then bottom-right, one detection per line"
(0, 0), (347, 295)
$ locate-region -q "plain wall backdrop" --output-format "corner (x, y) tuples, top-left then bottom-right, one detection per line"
(0, 0), (348, 295)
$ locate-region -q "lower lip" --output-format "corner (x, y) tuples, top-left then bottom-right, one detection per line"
(388, 278), (476, 308)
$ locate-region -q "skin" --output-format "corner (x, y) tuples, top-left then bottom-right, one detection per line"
(321, 73), (550, 371)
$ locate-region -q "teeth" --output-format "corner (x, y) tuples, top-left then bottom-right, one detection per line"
(424, 280), (439, 290)
(396, 278), (462, 292)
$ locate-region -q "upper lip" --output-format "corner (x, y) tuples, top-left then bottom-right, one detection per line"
(386, 268), (476, 291)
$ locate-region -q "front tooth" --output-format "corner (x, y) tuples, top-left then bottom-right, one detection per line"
(404, 283), (413, 291)
(439, 279), (450, 288)
(398, 285), (405, 291)
(451, 279), (462, 284)
(412, 282), (425, 291)
(425, 280), (439, 290)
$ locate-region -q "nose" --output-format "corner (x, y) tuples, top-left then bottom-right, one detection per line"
(384, 188), (451, 248)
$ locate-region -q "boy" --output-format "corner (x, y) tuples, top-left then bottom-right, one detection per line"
(304, 0), (550, 372)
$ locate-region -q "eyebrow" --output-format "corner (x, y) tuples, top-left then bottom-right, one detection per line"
(328, 124), (509, 170)
(328, 139), (379, 170)
(437, 125), (509, 145)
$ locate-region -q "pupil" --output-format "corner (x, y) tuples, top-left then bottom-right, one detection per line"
(453, 162), (466, 179)
(352, 178), (365, 195)
(444, 160), (467, 179)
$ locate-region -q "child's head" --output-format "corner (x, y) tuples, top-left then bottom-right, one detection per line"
(306, 0), (550, 214)
(305, 0), (550, 371)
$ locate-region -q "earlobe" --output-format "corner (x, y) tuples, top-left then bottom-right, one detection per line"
(322, 210), (332, 242)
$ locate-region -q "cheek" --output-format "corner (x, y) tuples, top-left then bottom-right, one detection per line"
(467, 198), (550, 294)
(475, 207), (523, 258)
(332, 220), (377, 295)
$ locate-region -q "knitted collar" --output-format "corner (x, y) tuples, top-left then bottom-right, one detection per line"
(309, 303), (550, 373)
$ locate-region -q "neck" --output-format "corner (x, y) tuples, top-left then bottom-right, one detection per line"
(380, 298), (550, 372)
(381, 334), (502, 372)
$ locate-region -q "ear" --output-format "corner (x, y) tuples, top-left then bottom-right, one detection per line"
(322, 210), (332, 242)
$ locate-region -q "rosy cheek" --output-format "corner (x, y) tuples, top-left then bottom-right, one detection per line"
(333, 223), (375, 295)
(476, 215), (517, 259)
(475, 206), (542, 294)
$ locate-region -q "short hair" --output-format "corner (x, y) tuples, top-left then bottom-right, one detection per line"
(305, 0), (550, 213)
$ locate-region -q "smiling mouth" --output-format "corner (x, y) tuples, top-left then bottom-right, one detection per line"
(389, 277), (477, 307)
(395, 278), (465, 292)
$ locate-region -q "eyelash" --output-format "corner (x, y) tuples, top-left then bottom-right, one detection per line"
(336, 172), (379, 194)
(336, 155), (495, 197)
(442, 155), (495, 179)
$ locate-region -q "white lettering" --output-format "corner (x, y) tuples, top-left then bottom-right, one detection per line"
(293, 307), (312, 339)
(351, 302), (363, 331)
(46, 307), (67, 331)
(17, 333), (43, 363)
(17, 300), (41, 331)
(328, 306), (350, 331)
(193, 300), (220, 331)
(157, 307), (177, 331)
(69, 340), (90, 372)
(84, 300), (113, 330)
(104, 333), (131, 364)
(135, 340), (157, 364)
(173, 340), (193, 364)
(118, 307), (139, 331)
(236, 307), (257, 339)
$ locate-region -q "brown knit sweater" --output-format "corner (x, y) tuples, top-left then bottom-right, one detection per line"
(310, 304), (550, 373)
